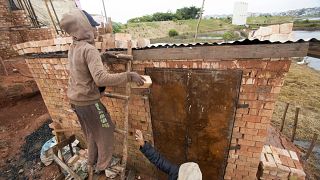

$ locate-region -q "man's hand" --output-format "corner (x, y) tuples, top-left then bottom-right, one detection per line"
(135, 129), (145, 147)
(128, 72), (146, 86)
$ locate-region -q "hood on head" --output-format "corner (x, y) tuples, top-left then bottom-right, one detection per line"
(178, 162), (202, 180)
(60, 9), (94, 43)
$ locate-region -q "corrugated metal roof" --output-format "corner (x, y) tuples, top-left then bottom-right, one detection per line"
(130, 38), (319, 50)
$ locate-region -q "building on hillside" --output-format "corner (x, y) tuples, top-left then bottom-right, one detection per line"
(232, 1), (248, 25)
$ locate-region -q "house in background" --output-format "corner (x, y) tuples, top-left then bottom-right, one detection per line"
(232, 1), (248, 25)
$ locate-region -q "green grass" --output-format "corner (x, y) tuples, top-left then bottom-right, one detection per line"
(247, 16), (294, 25)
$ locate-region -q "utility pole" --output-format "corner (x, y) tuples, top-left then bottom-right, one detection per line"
(101, 0), (107, 23)
(194, 0), (205, 41)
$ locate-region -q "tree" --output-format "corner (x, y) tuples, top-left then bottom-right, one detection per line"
(176, 6), (201, 20)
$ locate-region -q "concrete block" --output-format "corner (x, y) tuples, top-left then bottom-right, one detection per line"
(269, 34), (289, 42)
(280, 23), (293, 34)
(270, 24), (280, 34)
(258, 27), (273, 36)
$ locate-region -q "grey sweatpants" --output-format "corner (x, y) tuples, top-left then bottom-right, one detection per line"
(72, 101), (115, 171)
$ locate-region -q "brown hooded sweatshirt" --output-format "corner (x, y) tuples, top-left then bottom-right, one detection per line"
(60, 9), (128, 106)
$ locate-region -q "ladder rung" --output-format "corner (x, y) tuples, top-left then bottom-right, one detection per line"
(104, 92), (129, 100)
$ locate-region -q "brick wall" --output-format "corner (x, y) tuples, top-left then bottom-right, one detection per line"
(23, 56), (290, 178)
(14, 37), (298, 179)
(0, 0), (56, 59)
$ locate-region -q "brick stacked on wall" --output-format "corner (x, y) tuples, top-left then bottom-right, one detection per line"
(19, 28), (56, 42)
(0, 0), (56, 59)
(11, 10), (31, 26)
(25, 58), (81, 132)
(0, 0), (12, 28)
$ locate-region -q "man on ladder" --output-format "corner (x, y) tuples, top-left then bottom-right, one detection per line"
(60, 9), (145, 179)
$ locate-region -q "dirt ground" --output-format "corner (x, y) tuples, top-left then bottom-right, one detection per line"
(0, 94), (60, 179)
(271, 63), (320, 179)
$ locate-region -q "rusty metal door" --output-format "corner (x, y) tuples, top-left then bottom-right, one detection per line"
(146, 68), (242, 180)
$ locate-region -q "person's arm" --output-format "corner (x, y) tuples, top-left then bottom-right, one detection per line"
(85, 48), (144, 87)
(135, 130), (179, 179)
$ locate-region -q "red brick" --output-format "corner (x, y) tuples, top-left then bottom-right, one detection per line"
(258, 129), (268, 136)
(247, 146), (262, 153)
(256, 78), (268, 85)
(258, 93), (277, 101)
(243, 115), (261, 123)
(266, 60), (291, 72)
(271, 86), (282, 94)
(264, 102), (275, 109)
(241, 85), (256, 93)
(249, 108), (259, 115)
(268, 78), (284, 86)
(239, 92), (258, 101)
(261, 117), (270, 124)
(245, 100), (264, 109)
(246, 122), (255, 128)
(239, 139), (256, 146)
(259, 109), (274, 117)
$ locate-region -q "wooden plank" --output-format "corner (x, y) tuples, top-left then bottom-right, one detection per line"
(133, 43), (309, 60)
(307, 41), (320, 58)
(52, 154), (81, 180)
(52, 135), (76, 154)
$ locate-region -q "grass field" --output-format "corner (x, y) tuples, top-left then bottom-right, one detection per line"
(119, 16), (320, 43)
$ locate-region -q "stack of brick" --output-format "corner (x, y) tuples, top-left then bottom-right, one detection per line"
(259, 145), (306, 179)
(13, 37), (73, 55)
(15, 37), (300, 178)
(248, 23), (294, 42)
(0, 0), (56, 59)
(19, 28), (56, 42)
(11, 10), (31, 27)
(96, 33), (150, 49)
(0, 0), (13, 28)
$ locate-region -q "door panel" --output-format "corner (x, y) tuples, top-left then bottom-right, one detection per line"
(146, 68), (242, 180)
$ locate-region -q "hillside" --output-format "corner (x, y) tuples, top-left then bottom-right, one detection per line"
(120, 16), (320, 42)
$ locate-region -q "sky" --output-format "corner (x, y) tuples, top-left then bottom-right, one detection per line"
(79, 0), (320, 23)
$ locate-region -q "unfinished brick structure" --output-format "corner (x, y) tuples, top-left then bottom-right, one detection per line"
(0, 0), (55, 59)
(15, 38), (310, 179)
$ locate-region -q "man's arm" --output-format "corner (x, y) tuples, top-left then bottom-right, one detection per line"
(86, 48), (145, 87)
(140, 142), (179, 179)
(135, 130), (179, 179)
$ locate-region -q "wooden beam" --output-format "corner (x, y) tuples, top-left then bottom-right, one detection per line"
(52, 153), (81, 180)
(280, 103), (289, 132)
(132, 43), (309, 60)
(291, 107), (300, 142)
(0, 57), (8, 76)
(304, 133), (318, 160)
(307, 41), (320, 58)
